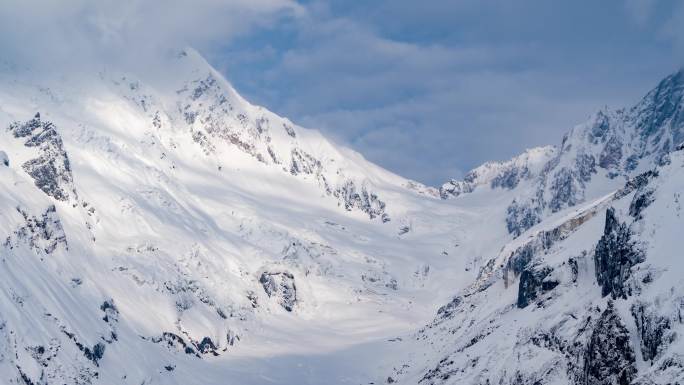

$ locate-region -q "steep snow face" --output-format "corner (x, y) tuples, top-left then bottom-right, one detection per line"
(0, 49), (515, 385)
(389, 148), (684, 385)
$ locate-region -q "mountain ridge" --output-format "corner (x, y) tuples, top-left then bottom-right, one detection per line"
(0, 49), (683, 384)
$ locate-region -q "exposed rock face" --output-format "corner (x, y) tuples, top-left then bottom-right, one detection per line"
(516, 265), (557, 308)
(335, 180), (390, 222)
(629, 185), (655, 219)
(173, 69), (391, 222)
(583, 302), (637, 385)
(599, 136), (623, 169)
(290, 148), (322, 176)
(594, 207), (643, 299)
(3, 205), (67, 255)
(7, 113), (76, 201)
(548, 153), (596, 213)
(259, 271), (297, 312)
(150, 332), (201, 358)
(439, 178), (474, 200)
(506, 198), (543, 238)
(631, 302), (673, 363)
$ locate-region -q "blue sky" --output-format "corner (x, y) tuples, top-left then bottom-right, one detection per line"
(2, 0), (684, 185)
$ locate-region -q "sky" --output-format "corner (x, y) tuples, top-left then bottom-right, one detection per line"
(1, 1), (684, 185)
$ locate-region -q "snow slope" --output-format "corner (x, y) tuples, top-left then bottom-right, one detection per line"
(0, 48), (682, 385)
(0, 49), (517, 385)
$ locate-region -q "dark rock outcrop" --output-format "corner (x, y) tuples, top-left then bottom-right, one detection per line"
(631, 302), (673, 363)
(8, 113), (76, 201)
(290, 148), (322, 176)
(259, 271), (297, 312)
(506, 198), (543, 238)
(517, 265), (557, 308)
(195, 337), (219, 356)
(583, 301), (637, 385)
(4, 205), (68, 255)
(150, 332), (200, 358)
(629, 187), (655, 220)
(594, 208), (643, 299)
(335, 180), (390, 222)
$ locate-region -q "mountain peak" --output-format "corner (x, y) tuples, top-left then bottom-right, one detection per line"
(630, 68), (684, 150)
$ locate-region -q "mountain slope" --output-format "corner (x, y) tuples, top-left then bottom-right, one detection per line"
(389, 148), (684, 385)
(0, 48), (682, 385)
(385, 70), (684, 385)
(0, 49), (507, 385)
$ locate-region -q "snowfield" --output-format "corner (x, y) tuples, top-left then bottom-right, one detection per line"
(0, 49), (683, 384)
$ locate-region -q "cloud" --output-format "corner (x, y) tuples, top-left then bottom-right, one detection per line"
(214, 0), (684, 185)
(1, 0), (681, 185)
(0, 0), (301, 71)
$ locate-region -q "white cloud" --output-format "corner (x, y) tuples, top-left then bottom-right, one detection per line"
(0, 0), (302, 70)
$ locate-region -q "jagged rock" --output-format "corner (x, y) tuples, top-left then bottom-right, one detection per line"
(150, 332), (200, 357)
(191, 129), (216, 155)
(516, 265), (557, 308)
(548, 162), (592, 213)
(439, 179), (473, 199)
(590, 110), (611, 141)
(283, 123), (296, 138)
(335, 180), (390, 222)
(583, 301), (637, 385)
(195, 337), (218, 355)
(490, 166), (526, 189)
(610, 173), (657, 205)
(7, 113), (76, 201)
(4, 205), (68, 254)
(633, 69), (684, 151)
(259, 272), (297, 312)
(629, 185), (655, 219)
(436, 296), (462, 319)
(599, 136), (623, 169)
(506, 198), (543, 238)
(505, 242), (537, 279)
(631, 301), (673, 363)
(594, 207), (643, 298)
(0, 150), (8, 166)
(100, 299), (119, 324)
(290, 148), (322, 176)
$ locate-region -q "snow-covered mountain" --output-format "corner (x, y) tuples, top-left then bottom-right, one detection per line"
(0, 48), (682, 385)
(386, 69), (684, 384)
